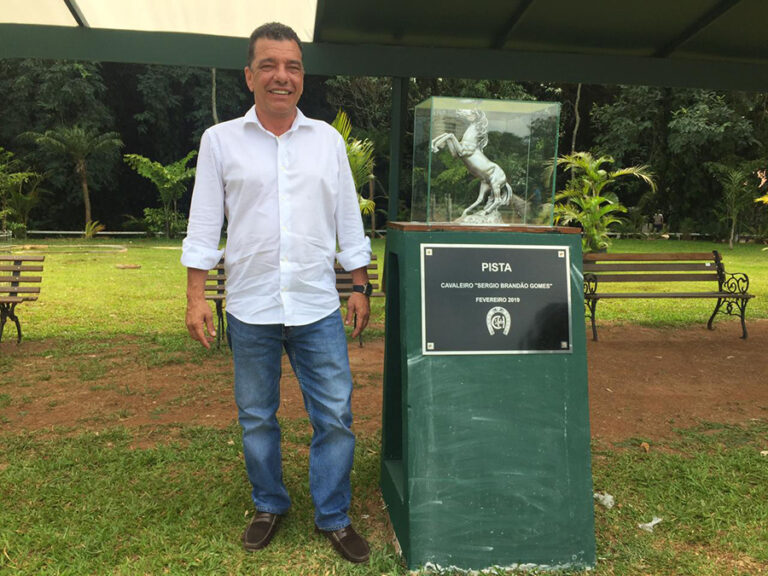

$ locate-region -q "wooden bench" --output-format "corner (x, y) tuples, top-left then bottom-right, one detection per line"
(583, 251), (753, 341)
(205, 259), (227, 348)
(0, 254), (45, 343)
(205, 254), (383, 348)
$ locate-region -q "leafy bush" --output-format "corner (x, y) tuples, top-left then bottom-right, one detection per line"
(142, 207), (187, 238)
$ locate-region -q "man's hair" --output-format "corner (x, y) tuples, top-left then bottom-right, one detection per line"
(248, 22), (303, 65)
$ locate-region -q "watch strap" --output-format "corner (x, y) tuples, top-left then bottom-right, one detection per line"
(352, 283), (373, 297)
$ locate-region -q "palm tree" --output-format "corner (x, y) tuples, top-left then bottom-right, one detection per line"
(124, 150), (197, 238)
(22, 125), (123, 227)
(0, 147), (36, 233)
(554, 152), (656, 252)
(331, 110), (375, 215)
(709, 165), (756, 249)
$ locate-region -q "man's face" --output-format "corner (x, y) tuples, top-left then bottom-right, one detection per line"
(244, 38), (304, 124)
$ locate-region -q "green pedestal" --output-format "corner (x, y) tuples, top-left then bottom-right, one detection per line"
(381, 223), (595, 571)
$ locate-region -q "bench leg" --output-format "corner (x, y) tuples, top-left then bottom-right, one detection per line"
(707, 298), (723, 331)
(738, 299), (749, 340)
(215, 302), (225, 349)
(740, 310), (748, 339)
(708, 297), (749, 339)
(0, 303), (21, 344)
(586, 298), (599, 341)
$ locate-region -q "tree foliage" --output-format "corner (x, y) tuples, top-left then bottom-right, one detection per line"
(707, 162), (766, 248)
(20, 126), (123, 227)
(331, 109), (375, 215)
(554, 152), (656, 252)
(0, 147), (36, 232)
(123, 151), (197, 237)
(0, 57), (767, 236)
(592, 87), (763, 234)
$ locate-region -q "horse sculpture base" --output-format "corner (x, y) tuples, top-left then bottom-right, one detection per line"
(455, 210), (504, 225)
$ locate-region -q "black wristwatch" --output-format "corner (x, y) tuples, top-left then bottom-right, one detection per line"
(352, 283), (373, 297)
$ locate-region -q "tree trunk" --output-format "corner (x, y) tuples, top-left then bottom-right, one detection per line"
(368, 178), (376, 237)
(78, 160), (91, 226)
(211, 68), (220, 125)
(571, 83), (582, 154)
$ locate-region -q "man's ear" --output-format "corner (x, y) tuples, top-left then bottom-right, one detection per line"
(244, 66), (254, 92)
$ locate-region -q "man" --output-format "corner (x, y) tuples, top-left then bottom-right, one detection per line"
(181, 22), (373, 564)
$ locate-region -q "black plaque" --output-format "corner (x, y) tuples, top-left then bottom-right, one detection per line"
(421, 244), (572, 354)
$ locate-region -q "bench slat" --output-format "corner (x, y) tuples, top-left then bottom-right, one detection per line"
(0, 265), (44, 273)
(0, 286), (41, 294)
(0, 275), (43, 283)
(583, 262), (714, 272)
(0, 255), (45, 262)
(335, 276), (380, 286)
(0, 296), (25, 303)
(586, 292), (752, 299)
(584, 252), (714, 262)
(588, 272), (719, 283)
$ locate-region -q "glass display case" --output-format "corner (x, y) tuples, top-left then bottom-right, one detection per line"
(411, 97), (561, 225)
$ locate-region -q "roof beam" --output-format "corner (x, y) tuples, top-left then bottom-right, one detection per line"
(653, 0), (742, 58)
(2, 24), (768, 92)
(62, 0), (90, 28)
(490, 0), (537, 49)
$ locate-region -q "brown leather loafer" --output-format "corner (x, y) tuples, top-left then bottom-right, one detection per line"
(242, 511), (281, 551)
(316, 523), (370, 563)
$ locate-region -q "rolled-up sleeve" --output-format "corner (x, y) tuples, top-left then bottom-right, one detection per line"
(334, 136), (371, 272)
(181, 130), (226, 270)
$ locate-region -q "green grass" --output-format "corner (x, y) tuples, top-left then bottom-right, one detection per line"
(0, 425), (404, 575)
(12, 237), (389, 342)
(2, 236), (767, 574)
(2, 422), (767, 575)
(591, 421), (768, 575)
(10, 236), (766, 342)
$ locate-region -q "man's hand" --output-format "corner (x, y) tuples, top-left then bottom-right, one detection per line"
(186, 267), (216, 349)
(344, 265), (372, 339)
(345, 292), (370, 339)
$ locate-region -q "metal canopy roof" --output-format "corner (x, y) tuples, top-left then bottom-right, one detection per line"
(0, 0), (766, 90)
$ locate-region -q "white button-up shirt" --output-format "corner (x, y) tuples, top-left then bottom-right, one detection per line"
(181, 106), (371, 326)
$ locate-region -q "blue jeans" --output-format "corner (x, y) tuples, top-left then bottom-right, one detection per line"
(226, 310), (355, 531)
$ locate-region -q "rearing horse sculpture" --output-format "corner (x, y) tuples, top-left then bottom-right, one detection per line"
(431, 109), (526, 221)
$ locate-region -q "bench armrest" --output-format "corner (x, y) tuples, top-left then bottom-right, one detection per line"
(721, 272), (750, 295)
(584, 272), (598, 296)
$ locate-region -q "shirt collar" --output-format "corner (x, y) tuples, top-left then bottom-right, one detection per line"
(244, 106), (310, 135)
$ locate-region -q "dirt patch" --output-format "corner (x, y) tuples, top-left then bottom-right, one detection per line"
(1, 321), (766, 444)
(0, 336), (385, 440)
(587, 320), (768, 443)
